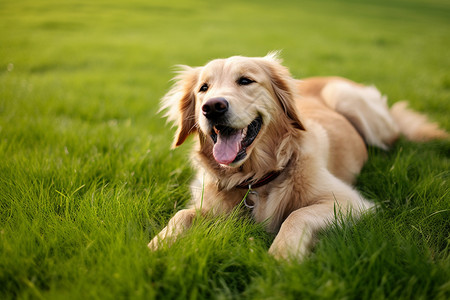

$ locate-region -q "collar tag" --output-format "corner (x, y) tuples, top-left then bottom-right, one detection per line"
(244, 184), (258, 209)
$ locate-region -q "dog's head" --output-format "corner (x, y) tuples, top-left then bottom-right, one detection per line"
(161, 53), (304, 168)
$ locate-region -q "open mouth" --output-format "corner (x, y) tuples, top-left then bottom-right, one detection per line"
(210, 117), (262, 165)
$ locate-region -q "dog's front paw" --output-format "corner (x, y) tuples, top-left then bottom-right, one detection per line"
(147, 209), (199, 251)
(268, 229), (312, 261)
(148, 236), (161, 251)
(148, 226), (169, 251)
(268, 241), (309, 261)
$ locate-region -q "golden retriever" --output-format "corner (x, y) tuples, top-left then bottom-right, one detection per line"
(149, 53), (448, 260)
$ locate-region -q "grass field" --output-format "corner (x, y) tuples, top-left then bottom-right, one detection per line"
(1, 0), (449, 299)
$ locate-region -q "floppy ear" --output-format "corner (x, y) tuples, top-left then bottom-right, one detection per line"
(262, 53), (305, 131)
(160, 66), (201, 148)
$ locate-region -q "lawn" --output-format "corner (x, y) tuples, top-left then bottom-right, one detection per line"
(0, 0), (449, 299)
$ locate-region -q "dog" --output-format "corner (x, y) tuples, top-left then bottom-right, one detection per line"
(148, 53), (448, 260)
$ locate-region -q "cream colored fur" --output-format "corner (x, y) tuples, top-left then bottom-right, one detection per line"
(321, 80), (399, 150)
(149, 54), (448, 261)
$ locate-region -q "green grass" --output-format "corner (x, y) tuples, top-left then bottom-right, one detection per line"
(1, 0), (449, 299)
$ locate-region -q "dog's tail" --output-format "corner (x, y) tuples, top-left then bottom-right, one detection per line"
(320, 79), (448, 149)
(389, 101), (448, 142)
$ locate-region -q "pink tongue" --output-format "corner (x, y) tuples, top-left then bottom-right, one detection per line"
(213, 130), (242, 165)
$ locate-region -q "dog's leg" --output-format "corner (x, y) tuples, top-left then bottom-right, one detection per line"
(321, 80), (399, 149)
(148, 208), (201, 251)
(268, 202), (336, 261)
(268, 180), (373, 261)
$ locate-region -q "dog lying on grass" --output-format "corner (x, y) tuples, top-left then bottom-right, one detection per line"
(149, 53), (448, 260)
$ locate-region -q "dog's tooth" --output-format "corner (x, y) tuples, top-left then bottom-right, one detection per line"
(242, 127), (248, 138)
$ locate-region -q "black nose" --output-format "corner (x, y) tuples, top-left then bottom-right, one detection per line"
(202, 97), (229, 119)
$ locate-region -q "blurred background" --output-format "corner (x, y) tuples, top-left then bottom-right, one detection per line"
(1, 0), (449, 124)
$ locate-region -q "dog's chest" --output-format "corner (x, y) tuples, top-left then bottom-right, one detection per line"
(246, 184), (304, 233)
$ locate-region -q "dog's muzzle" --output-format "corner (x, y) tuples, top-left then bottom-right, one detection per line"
(202, 97), (229, 121)
(209, 116), (262, 166)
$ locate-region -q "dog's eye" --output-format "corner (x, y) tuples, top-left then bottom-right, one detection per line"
(199, 83), (209, 93)
(237, 77), (255, 86)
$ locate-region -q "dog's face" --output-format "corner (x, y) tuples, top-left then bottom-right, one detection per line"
(161, 53), (304, 168)
(196, 56), (279, 167)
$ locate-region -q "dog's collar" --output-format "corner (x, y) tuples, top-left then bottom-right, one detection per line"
(235, 170), (282, 189)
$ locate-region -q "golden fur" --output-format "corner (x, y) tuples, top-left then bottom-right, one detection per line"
(149, 53), (448, 260)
